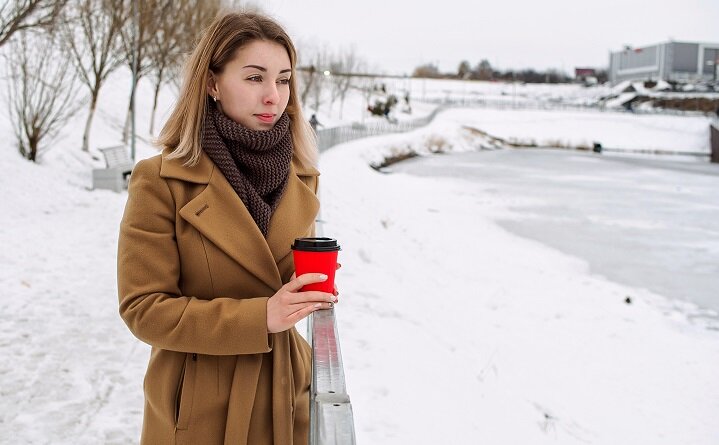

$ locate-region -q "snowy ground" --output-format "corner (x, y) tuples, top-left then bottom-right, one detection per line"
(319, 122), (719, 444)
(1, 68), (718, 444)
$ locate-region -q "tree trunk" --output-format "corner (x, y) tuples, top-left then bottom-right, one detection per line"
(82, 92), (99, 152)
(300, 68), (315, 104)
(28, 130), (39, 162)
(149, 74), (162, 135)
(122, 95), (131, 144)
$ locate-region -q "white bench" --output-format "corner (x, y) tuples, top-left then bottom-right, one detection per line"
(92, 145), (133, 192)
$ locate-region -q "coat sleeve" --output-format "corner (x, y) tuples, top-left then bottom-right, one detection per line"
(117, 158), (272, 356)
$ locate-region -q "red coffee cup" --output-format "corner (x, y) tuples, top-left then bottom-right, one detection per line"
(291, 237), (341, 293)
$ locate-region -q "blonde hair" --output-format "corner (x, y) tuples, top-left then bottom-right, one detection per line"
(158, 11), (317, 169)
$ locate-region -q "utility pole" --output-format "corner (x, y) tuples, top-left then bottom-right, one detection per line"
(130, 0), (138, 162)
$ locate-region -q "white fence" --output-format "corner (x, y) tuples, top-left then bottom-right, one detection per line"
(316, 107), (445, 152)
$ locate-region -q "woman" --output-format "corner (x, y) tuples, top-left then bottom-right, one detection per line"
(117, 11), (337, 445)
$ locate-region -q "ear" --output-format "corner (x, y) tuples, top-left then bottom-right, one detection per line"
(206, 71), (219, 99)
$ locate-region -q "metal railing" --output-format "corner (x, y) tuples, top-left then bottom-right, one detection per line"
(316, 107), (445, 151)
(307, 304), (355, 444)
(307, 214), (356, 444)
(309, 111), (451, 444)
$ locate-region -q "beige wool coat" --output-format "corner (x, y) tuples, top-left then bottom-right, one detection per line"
(117, 148), (320, 445)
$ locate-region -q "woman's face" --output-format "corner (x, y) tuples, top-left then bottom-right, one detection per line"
(207, 40), (292, 130)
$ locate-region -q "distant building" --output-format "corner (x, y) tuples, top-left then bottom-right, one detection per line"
(574, 68), (597, 79)
(575, 68), (596, 79)
(609, 41), (719, 85)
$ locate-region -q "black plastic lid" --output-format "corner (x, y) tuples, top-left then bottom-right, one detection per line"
(291, 237), (341, 252)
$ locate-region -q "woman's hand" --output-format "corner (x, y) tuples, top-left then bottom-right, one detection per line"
(289, 262), (341, 297)
(267, 273), (338, 333)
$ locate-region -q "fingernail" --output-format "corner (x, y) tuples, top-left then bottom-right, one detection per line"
(328, 302), (334, 309)
(319, 274), (328, 281)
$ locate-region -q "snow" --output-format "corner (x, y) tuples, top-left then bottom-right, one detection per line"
(318, 126), (719, 443)
(603, 92), (636, 109)
(1, 67), (718, 445)
(433, 108), (713, 154)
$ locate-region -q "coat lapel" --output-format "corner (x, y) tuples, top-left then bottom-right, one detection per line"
(161, 150), (319, 292)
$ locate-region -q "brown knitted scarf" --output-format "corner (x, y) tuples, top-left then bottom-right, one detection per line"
(202, 102), (293, 237)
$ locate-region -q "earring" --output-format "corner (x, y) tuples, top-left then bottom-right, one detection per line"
(212, 96), (217, 102)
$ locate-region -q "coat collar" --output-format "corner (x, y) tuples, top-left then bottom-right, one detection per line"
(161, 149), (320, 291)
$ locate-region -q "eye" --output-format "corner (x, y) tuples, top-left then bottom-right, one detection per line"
(247, 75), (262, 82)
(277, 78), (290, 85)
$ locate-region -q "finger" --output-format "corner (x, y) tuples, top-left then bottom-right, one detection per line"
(284, 273), (328, 292)
(333, 284), (339, 297)
(336, 263), (342, 270)
(291, 290), (336, 304)
(287, 302), (325, 324)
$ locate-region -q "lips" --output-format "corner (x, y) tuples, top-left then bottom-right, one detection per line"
(255, 113), (275, 123)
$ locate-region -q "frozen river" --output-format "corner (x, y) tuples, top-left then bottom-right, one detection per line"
(393, 149), (719, 313)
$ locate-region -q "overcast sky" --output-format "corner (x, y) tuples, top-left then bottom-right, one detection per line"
(255, 0), (719, 75)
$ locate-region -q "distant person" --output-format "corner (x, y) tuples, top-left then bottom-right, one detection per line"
(403, 92), (412, 114)
(117, 11), (338, 445)
(309, 113), (322, 132)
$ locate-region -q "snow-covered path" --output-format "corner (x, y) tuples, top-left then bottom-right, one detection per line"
(0, 154), (149, 444)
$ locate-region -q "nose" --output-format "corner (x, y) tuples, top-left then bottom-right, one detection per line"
(263, 82), (280, 105)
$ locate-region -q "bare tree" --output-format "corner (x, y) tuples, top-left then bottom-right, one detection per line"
(328, 47), (360, 119)
(147, 0), (222, 134)
(0, 0), (67, 47)
(361, 74), (377, 112)
(146, 0), (177, 135)
(457, 60), (471, 79)
(61, 0), (127, 152)
(298, 64), (316, 106)
(327, 51), (342, 112)
(124, 0), (237, 139)
(6, 31), (82, 161)
(305, 45), (330, 113)
(472, 59), (493, 81)
(296, 40), (315, 106)
(118, 0), (162, 143)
